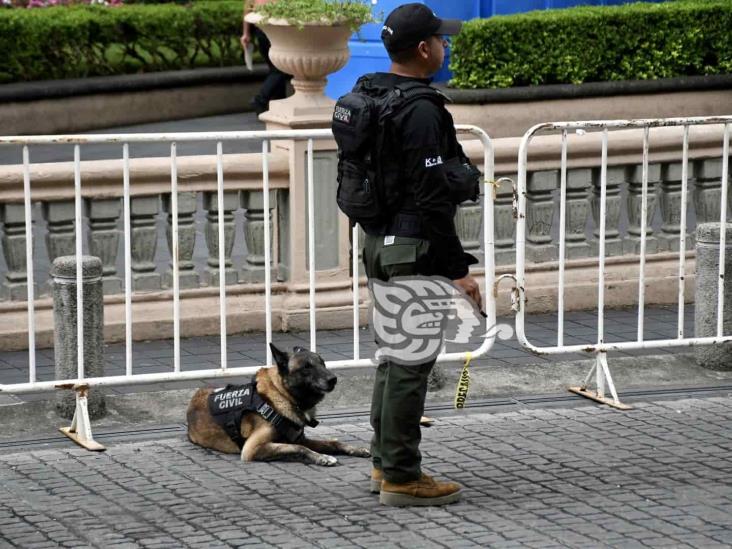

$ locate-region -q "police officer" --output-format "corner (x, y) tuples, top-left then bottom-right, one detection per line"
(362, 3), (482, 506)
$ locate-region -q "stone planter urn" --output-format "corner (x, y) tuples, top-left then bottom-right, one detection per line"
(244, 12), (354, 129)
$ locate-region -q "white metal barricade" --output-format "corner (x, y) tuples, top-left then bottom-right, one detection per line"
(0, 125), (496, 449)
(514, 116), (732, 409)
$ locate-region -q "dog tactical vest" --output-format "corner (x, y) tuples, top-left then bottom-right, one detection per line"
(208, 381), (308, 449)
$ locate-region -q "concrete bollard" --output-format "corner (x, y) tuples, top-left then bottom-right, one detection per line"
(52, 255), (106, 419)
(695, 223), (732, 371)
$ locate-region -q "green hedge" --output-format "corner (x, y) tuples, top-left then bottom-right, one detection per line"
(0, 2), (244, 83)
(450, 0), (732, 89)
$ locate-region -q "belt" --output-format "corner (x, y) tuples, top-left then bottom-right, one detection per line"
(360, 213), (424, 239)
(385, 212), (423, 239)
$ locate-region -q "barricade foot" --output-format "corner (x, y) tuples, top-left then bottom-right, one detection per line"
(569, 352), (632, 410)
(59, 387), (106, 452)
(568, 386), (632, 410)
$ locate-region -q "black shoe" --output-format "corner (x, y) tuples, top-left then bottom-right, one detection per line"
(249, 98), (267, 115)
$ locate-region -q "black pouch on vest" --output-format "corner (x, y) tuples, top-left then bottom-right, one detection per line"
(332, 93), (374, 152)
(333, 93), (383, 225)
(444, 156), (481, 204)
(336, 157), (380, 223)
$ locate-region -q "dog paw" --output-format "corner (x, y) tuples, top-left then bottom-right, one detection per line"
(348, 447), (371, 458)
(316, 454), (338, 467)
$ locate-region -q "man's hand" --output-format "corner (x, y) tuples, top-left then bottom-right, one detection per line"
(453, 275), (483, 312)
(240, 31), (251, 50)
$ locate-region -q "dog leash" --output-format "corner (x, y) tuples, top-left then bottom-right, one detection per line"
(454, 352), (472, 409)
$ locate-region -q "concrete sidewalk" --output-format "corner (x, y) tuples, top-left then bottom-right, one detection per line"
(0, 304), (727, 407)
(2, 303), (732, 442)
(1, 304), (729, 400)
(1, 395), (731, 548)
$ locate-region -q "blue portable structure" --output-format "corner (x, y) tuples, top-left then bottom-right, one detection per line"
(325, 0), (664, 99)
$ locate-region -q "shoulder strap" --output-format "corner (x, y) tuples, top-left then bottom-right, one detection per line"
(378, 81), (446, 124)
(250, 383), (308, 443)
(393, 81), (448, 104)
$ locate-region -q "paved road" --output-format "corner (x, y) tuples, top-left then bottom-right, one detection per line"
(0, 113), (265, 165)
(1, 396), (731, 548)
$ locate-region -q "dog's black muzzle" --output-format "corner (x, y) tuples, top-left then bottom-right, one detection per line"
(326, 375), (337, 392)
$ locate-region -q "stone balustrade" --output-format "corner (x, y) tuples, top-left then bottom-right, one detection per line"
(0, 150), (290, 303)
(0, 127), (728, 350)
(1, 156), (727, 298)
(0, 189), (281, 300)
(491, 157), (729, 267)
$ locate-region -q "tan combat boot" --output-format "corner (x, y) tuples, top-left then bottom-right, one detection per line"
(379, 473), (462, 506)
(370, 468), (384, 493)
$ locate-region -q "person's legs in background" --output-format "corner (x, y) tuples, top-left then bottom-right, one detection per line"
(252, 26), (289, 115)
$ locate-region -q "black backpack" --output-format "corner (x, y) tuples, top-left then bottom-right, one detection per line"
(331, 77), (447, 229)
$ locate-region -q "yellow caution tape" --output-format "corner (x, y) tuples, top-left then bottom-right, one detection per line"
(454, 352), (472, 410)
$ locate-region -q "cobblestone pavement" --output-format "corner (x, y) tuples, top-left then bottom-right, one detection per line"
(1, 396), (731, 548)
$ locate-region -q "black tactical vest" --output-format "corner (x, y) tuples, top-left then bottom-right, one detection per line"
(332, 76), (480, 235)
(208, 381), (310, 449)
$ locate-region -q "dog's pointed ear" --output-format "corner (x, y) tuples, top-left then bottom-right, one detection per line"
(293, 345), (307, 354)
(269, 343), (289, 376)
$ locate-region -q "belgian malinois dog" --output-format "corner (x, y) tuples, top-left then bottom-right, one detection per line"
(187, 343), (370, 466)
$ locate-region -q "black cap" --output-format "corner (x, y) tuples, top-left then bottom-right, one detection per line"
(381, 3), (462, 53)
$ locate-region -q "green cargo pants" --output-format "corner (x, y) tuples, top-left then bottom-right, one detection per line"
(362, 233), (435, 484)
